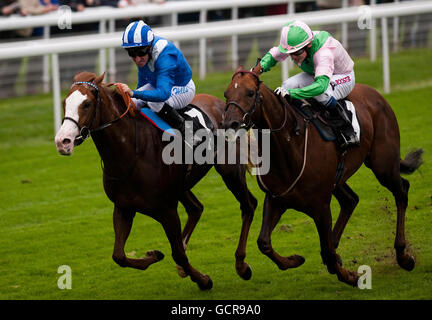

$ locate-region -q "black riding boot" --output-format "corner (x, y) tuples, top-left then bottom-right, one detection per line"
(327, 101), (359, 151)
(157, 103), (202, 147)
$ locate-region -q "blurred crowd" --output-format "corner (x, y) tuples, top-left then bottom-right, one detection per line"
(0, 0), (431, 98)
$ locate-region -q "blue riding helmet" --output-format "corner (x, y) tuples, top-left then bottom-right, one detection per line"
(122, 20), (154, 48)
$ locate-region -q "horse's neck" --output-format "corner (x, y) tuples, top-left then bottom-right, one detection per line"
(259, 89), (306, 174)
(91, 87), (143, 165)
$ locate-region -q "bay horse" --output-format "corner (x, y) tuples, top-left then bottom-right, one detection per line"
(221, 66), (423, 287)
(54, 71), (257, 290)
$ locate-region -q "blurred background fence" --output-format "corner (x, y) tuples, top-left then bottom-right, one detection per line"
(0, 0), (431, 100)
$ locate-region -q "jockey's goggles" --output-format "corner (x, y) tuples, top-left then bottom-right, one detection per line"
(289, 47), (306, 56)
(126, 46), (151, 58)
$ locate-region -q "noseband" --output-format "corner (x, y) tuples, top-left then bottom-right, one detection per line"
(62, 81), (131, 146)
(224, 70), (262, 130)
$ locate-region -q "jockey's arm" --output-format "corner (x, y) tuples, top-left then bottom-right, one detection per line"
(260, 52), (278, 72)
(132, 55), (176, 102)
(288, 75), (330, 100)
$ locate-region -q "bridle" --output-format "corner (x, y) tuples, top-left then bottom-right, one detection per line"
(224, 70), (287, 132)
(224, 70), (262, 131)
(62, 81), (131, 146)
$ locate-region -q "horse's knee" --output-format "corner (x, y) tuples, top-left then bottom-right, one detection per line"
(257, 238), (272, 255)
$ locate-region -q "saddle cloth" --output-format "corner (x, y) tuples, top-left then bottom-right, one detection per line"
(139, 104), (214, 137)
(297, 99), (361, 142)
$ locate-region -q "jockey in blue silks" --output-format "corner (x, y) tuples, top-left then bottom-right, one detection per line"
(118, 20), (200, 142)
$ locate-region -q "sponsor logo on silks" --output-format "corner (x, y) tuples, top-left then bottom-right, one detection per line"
(334, 75), (351, 86)
(172, 87), (189, 95)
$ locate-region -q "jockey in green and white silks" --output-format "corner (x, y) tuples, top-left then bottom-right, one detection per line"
(259, 20), (359, 149)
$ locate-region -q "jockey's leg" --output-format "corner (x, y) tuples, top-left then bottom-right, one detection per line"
(315, 72), (358, 150)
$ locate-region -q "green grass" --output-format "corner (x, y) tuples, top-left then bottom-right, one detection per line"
(0, 48), (431, 300)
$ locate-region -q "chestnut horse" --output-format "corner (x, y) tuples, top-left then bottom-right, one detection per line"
(54, 72), (257, 290)
(222, 67), (423, 287)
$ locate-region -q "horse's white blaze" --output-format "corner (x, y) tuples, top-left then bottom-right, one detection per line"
(54, 90), (87, 155)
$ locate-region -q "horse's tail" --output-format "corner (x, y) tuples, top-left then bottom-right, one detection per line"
(400, 148), (424, 174)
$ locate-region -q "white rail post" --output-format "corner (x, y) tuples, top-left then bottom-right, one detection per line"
(43, 26), (50, 93)
(341, 0), (348, 48)
(108, 19), (116, 83)
(370, 0), (377, 62)
(51, 53), (61, 135)
(172, 12), (179, 48)
(231, 6), (239, 70)
(282, 0), (295, 82)
(393, 0), (400, 52)
(199, 9), (207, 80)
(99, 20), (107, 75)
(381, 17), (390, 93)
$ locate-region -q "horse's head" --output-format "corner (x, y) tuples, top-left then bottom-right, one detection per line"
(55, 72), (105, 155)
(222, 67), (263, 136)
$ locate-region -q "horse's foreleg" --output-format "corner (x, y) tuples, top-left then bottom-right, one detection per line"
(332, 183), (359, 249)
(257, 195), (305, 270)
(112, 206), (164, 270)
(313, 204), (358, 287)
(161, 208), (212, 290)
(216, 163), (257, 280)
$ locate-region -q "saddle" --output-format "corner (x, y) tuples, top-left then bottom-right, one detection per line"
(293, 98), (361, 143)
(140, 104), (214, 138)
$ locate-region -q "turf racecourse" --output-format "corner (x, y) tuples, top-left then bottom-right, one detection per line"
(0, 49), (431, 300)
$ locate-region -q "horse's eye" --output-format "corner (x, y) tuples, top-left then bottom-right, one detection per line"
(82, 101), (91, 109)
(248, 91), (254, 97)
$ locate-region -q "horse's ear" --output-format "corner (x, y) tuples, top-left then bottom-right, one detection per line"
(73, 71), (96, 82)
(235, 65), (244, 73)
(94, 72), (105, 86)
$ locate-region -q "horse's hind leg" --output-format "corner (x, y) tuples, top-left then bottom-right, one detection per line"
(367, 133), (416, 270)
(332, 183), (359, 249)
(215, 163), (257, 280)
(160, 208), (212, 290)
(176, 190), (203, 278)
(112, 206), (164, 270)
(257, 195), (305, 270)
(371, 163), (415, 271)
(179, 190), (203, 249)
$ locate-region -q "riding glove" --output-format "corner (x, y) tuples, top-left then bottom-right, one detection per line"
(274, 87), (289, 98)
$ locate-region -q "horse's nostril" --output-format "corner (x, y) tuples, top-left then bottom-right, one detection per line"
(231, 121), (240, 130)
(62, 138), (71, 146)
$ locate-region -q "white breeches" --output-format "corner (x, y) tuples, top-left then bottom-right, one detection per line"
(132, 79), (196, 112)
(282, 71), (355, 106)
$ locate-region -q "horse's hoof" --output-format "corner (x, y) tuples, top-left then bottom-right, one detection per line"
(239, 265), (252, 281)
(398, 255), (415, 271)
(197, 275), (213, 291)
(279, 254), (305, 270)
(147, 250), (164, 261)
(176, 265), (188, 278)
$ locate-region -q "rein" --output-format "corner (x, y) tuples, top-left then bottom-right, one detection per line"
(62, 81), (132, 145)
